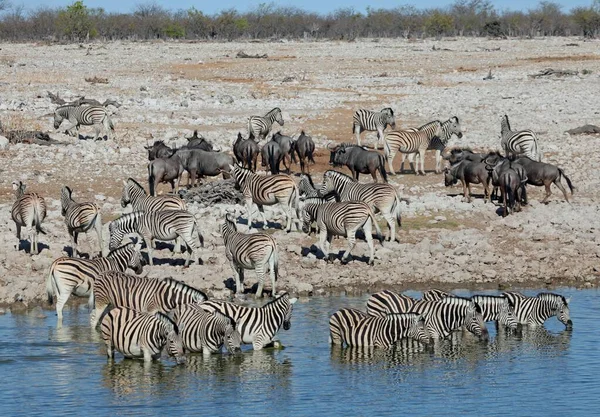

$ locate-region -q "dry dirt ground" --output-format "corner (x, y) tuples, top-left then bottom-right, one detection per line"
(0, 37), (599, 311)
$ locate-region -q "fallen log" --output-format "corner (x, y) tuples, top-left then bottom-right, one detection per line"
(529, 68), (579, 78)
(181, 179), (245, 205)
(236, 51), (268, 59)
(565, 124), (600, 135)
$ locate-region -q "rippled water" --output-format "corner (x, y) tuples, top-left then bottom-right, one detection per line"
(0, 288), (599, 416)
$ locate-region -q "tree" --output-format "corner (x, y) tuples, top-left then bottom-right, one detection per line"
(57, 1), (95, 41)
(425, 10), (454, 38)
(571, 6), (600, 37)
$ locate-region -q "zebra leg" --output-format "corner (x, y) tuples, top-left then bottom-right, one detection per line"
(376, 128), (384, 150)
(257, 205), (268, 230)
(341, 228), (357, 264)
(365, 221), (375, 266)
(29, 227), (37, 255)
(55, 291), (71, 326)
(105, 339), (115, 359)
(387, 150), (397, 176)
(383, 212), (394, 242)
(246, 199), (254, 230)
(282, 202), (293, 233)
(435, 150), (442, 174)
(419, 151), (426, 175)
(93, 123), (102, 141)
(14, 224), (21, 251)
(255, 263), (267, 299)
(354, 126), (361, 146)
(142, 235), (155, 266)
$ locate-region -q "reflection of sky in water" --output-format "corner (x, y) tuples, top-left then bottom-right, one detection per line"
(0, 288), (597, 416)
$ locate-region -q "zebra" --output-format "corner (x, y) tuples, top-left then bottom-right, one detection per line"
(500, 115), (542, 162)
(329, 308), (430, 348)
(198, 292), (297, 350)
(46, 242), (144, 325)
(247, 107), (284, 141)
(229, 164), (300, 232)
(172, 304), (242, 355)
(301, 201), (383, 265)
(409, 296), (489, 340)
(53, 104), (114, 141)
(101, 307), (185, 363)
(383, 120), (451, 175)
(400, 116), (464, 174)
(60, 186), (104, 258)
(108, 210), (204, 267)
(471, 295), (519, 330)
(422, 288), (453, 301)
(10, 181), (46, 255)
(221, 214), (278, 299)
(352, 108), (396, 147)
(503, 291), (572, 328)
(365, 290), (418, 317)
(90, 271), (208, 328)
(319, 169), (409, 242)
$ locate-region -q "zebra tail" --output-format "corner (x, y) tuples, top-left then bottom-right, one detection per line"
(378, 154), (388, 182)
(194, 218), (205, 248)
(558, 168), (575, 194)
(369, 208), (384, 245)
(393, 193), (402, 227)
(33, 202), (46, 235)
(148, 163), (156, 196)
(46, 266), (55, 305)
(272, 248), (279, 283)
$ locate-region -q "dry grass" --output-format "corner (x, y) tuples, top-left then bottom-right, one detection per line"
(85, 76), (109, 84)
(0, 112), (44, 143)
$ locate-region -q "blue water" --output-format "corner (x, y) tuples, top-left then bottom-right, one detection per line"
(0, 288), (598, 416)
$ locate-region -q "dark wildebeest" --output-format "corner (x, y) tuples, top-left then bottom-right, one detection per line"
(294, 130), (316, 174)
(272, 131), (296, 173)
(186, 130), (215, 151)
(444, 160), (491, 203)
(233, 132), (260, 172)
(148, 154), (185, 196)
(514, 157), (574, 203)
(261, 140), (283, 175)
(484, 152), (528, 215)
(328, 143), (388, 183)
(146, 140), (174, 161)
(175, 148), (233, 188)
(443, 148), (487, 165)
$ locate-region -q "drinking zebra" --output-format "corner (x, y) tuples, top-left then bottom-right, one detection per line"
(329, 308), (430, 348)
(46, 242), (144, 325)
(366, 290), (418, 317)
(471, 295), (519, 330)
(53, 104), (114, 141)
(503, 291), (572, 329)
(247, 107), (284, 141)
(229, 164), (300, 232)
(108, 210), (204, 267)
(352, 108), (396, 147)
(400, 116), (464, 174)
(198, 292), (297, 350)
(221, 214), (278, 299)
(301, 201), (383, 265)
(90, 271), (208, 328)
(319, 170), (408, 242)
(60, 186), (104, 258)
(10, 181), (46, 254)
(500, 115), (542, 162)
(101, 307), (185, 363)
(172, 304), (242, 355)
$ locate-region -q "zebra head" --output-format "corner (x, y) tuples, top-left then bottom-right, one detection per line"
(538, 293), (572, 329)
(274, 292), (297, 331)
(272, 107), (284, 126)
(444, 116), (463, 139)
(500, 114), (511, 137)
(465, 301), (489, 341)
(215, 311), (242, 354)
(404, 313), (431, 345)
(12, 181), (25, 198)
(319, 170), (343, 196)
(498, 297), (519, 330)
(127, 242), (145, 275)
(156, 312), (186, 364)
(121, 179), (133, 208)
(53, 109), (65, 129)
(381, 108), (396, 129)
(300, 204), (319, 235)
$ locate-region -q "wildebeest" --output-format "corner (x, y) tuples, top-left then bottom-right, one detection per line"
(233, 132), (260, 172)
(272, 131), (296, 173)
(514, 157), (574, 203)
(186, 130), (216, 151)
(294, 130), (316, 174)
(261, 140), (283, 175)
(146, 140), (174, 161)
(148, 154), (185, 196)
(175, 148), (234, 187)
(443, 147), (487, 165)
(328, 143), (387, 183)
(444, 160), (491, 203)
(484, 152), (528, 216)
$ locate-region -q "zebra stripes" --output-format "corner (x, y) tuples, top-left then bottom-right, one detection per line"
(247, 107), (284, 141)
(320, 170), (407, 242)
(90, 271), (207, 328)
(199, 292), (297, 350)
(422, 288), (453, 301)
(471, 295), (518, 330)
(500, 115), (542, 162)
(11, 181), (46, 254)
(172, 304), (242, 355)
(400, 116), (464, 174)
(121, 178), (186, 212)
(366, 290), (418, 317)
(301, 201), (383, 265)
(53, 105), (114, 141)
(329, 308), (430, 347)
(229, 164), (300, 232)
(101, 307), (185, 363)
(108, 210), (204, 267)
(503, 292), (572, 328)
(61, 186), (104, 258)
(46, 242), (144, 324)
(221, 214), (278, 299)
(352, 108), (396, 147)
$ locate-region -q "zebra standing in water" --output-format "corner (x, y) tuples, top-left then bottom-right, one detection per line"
(46, 242), (144, 325)
(61, 186), (104, 258)
(53, 104), (114, 141)
(247, 107), (284, 141)
(352, 108), (396, 147)
(90, 272), (207, 328)
(221, 214), (278, 299)
(172, 304), (242, 355)
(199, 292), (297, 350)
(108, 210), (204, 267)
(503, 292), (572, 329)
(101, 307), (185, 363)
(366, 290), (418, 317)
(229, 164), (300, 232)
(400, 116), (464, 174)
(320, 170), (408, 242)
(10, 181), (46, 254)
(500, 114), (542, 161)
(471, 295), (518, 330)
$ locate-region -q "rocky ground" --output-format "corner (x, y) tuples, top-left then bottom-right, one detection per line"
(0, 37), (599, 311)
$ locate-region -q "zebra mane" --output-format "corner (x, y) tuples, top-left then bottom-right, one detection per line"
(161, 278), (208, 302)
(381, 107), (394, 116)
(438, 295), (482, 313)
(264, 292), (289, 307)
(212, 310), (237, 329)
(417, 119), (442, 130)
(126, 177), (147, 194)
(223, 213), (238, 231)
(536, 292), (568, 305)
(106, 242), (135, 257)
(450, 116), (459, 124)
(154, 311), (180, 334)
(502, 114), (511, 131)
(325, 169), (353, 182)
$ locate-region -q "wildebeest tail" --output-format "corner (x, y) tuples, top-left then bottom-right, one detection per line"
(268, 147), (278, 174)
(558, 168), (575, 194)
(148, 162), (156, 196)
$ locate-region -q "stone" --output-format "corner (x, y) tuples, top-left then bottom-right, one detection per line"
(0, 135), (9, 150)
(482, 269), (497, 279)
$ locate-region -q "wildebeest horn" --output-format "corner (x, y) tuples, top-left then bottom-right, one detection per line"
(326, 142), (337, 151)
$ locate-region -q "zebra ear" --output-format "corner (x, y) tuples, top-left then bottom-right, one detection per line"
(122, 180), (127, 186)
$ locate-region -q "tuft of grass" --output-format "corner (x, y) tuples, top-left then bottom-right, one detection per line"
(0, 112), (44, 144)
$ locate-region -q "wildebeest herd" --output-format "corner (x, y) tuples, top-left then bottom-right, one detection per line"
(5, 103), (575, 363)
